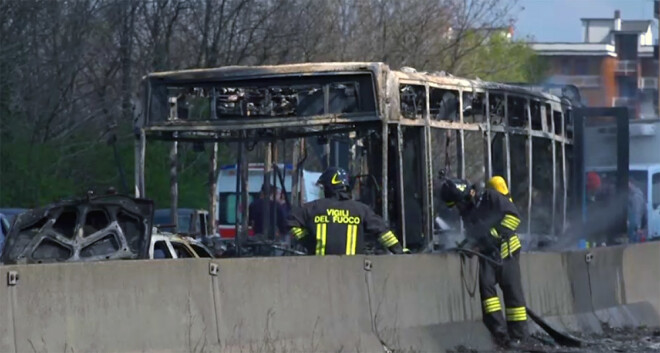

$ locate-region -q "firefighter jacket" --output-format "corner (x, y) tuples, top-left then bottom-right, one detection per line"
(461, 188), (522, 259)
(287, 196), (403, 255)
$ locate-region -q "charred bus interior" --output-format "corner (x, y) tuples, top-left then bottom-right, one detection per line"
(139, 67), (395, 254)
(137, 63), (580, 256)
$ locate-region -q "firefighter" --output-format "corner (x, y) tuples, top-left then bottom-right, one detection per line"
(287, 167), (405, 255)
(440, 175), (528, 348)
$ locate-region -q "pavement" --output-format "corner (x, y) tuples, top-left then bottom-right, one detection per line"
(448, 326), (660, 353)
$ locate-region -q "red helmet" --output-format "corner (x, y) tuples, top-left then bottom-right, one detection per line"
(586, 172), (601, 192)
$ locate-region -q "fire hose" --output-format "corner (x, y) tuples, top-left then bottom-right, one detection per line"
(446, 246), (584, 348)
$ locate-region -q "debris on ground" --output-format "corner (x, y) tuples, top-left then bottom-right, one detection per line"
(514, 326), (660, 353)
(451, 326), (660, 353)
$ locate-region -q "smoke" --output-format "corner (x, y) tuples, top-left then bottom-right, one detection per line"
(539, 189), (630, 251)
(433, 183), (631, 253)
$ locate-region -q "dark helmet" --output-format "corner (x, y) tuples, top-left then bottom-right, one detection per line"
(440, 178), (472, 207)
(317, 167), (350, 194)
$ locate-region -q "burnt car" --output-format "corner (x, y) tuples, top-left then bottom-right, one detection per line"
(1, 194), (153, 264)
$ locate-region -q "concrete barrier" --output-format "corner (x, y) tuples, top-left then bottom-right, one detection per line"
(365, 253), (491, 352)
(211, 256), (382, 352)
(522, 244), (660, 336)
(622, 242), (660, 314)
(0, 243), (658, 352)
(564, 246), (625, 313)
(0, 266), (14, 353)
(4, 260), (218, 353)
(520, 251), (574, 317)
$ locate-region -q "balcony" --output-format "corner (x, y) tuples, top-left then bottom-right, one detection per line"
(547, 75), (601, 88)
(612, 97), (636, 108)
(615, 60), (637, 75)
(639, 77), (658, 90)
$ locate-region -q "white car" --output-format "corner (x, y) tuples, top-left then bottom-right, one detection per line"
(149, 232), (214, 259)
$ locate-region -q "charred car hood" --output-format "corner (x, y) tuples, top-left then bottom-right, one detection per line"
(1, 195), (154, 264)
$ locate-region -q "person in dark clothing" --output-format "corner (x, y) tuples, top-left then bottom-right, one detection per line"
(249, 184), (287, 238)
(287, 167), (404, 255)
(628, 181), (645, 243)
(440, 176), (528, 348)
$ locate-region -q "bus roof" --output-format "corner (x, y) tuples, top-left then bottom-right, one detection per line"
(144, 62), (384, 82)
(144, 62), (564, 103)
(391, 70), (563, 103)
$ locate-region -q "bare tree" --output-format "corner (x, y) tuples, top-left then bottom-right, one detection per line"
(0, 0), (525, 206)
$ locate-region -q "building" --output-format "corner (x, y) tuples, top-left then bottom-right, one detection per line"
(531, 10), (658, 119)
(445, 25), (514, 42)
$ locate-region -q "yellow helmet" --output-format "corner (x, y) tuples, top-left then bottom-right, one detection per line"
(487, 176), (510, 197)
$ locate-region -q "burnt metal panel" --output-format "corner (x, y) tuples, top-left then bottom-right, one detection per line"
(561, 110), (568, 231)
(208, 142), (219, 234)
(1, 195), (154, 264)
(396, 125), (407, 247)
(143, 114), (380, 133)
(551, 110), (557, 235)
(145, 62), (385, 82)
(504, 94), (512, 189)
(144, 73), (378, 129)
(381, 122), (389, 221)
(170, 141), (178, 230)
(573, 107), (629, 239)
(485, 92), (493, 178)
(573, 109), (586, 227)
(423, 84), (433, 246)
(526, 100), (533, 236)
(135, 129), (146, 198)
(458, 91), (466, 179)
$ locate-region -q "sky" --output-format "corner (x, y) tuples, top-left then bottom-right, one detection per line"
(514, 0), (657, 42)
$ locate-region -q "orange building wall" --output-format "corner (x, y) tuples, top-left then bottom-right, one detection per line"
(581, 88), (606, 106)
(542, 56), (615, 107)
(600, 56), (617, 107)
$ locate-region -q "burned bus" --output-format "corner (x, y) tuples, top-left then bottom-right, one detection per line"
(136, 62), (577, 253)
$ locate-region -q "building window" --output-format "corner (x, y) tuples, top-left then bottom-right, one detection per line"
(574, 58), (588, 75)
(560, 58), (571, 75)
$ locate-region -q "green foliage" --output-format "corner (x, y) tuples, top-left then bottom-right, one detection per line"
(0, 136), (122, 207)
(455, 31), (548, 84)
(0, 134), (223, 210)
(0, 0), (541, 211)
(143, 141), (215, 210)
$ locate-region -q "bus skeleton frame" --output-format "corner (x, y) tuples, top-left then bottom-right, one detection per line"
(136, 62), (577, 251)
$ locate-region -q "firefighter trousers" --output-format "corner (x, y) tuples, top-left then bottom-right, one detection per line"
(479, 250), (527, 342)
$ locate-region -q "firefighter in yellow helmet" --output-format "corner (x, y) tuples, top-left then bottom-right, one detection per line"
(440, 175), (528, 348)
